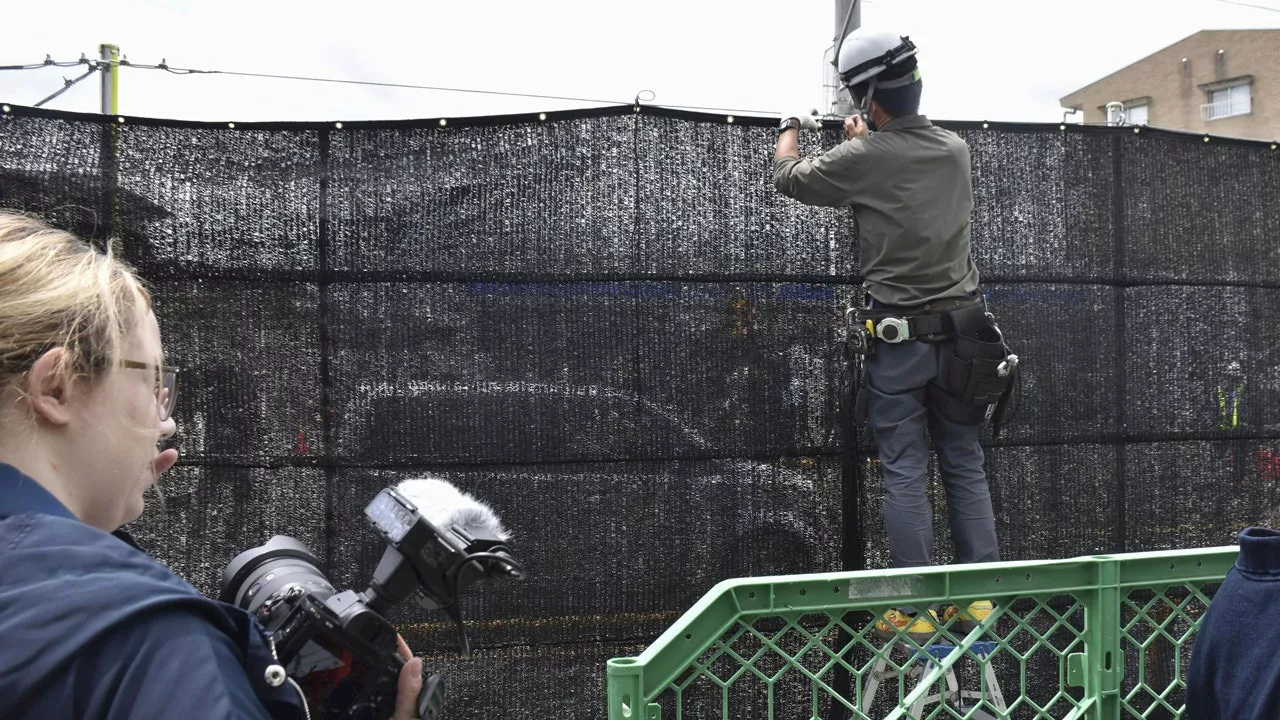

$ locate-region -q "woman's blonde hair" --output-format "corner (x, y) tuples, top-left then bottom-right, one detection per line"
(0, 210), (152, 397)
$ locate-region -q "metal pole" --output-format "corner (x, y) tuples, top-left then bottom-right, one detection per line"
(98, 44), (121, 257)
(826, 4), (862, 717)
(835, 0), (861, 45)
(99, 44), (119, 114)
(830, 0), (861, 116)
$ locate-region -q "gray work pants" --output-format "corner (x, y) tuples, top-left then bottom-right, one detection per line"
(866, 339), (1000, 569)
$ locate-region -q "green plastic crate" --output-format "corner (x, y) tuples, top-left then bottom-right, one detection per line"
(607, 548), (1237, 719)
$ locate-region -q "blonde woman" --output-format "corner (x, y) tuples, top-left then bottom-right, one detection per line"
(0, 211), (423, 719)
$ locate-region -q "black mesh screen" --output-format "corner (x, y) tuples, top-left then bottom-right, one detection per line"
(2, 103), (1278, 719)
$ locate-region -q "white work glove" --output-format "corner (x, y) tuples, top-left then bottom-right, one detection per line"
(844, 113), (870, 139)
(785, 109), (822, 130)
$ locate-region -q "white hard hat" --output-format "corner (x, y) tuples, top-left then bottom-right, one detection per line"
(837, 30), (918, 90)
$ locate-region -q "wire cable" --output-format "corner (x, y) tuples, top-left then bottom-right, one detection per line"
(445, 551), (526, 659)
(137, 63), (631, 106)
(33, 66), (98, 107)
(1, 55), (784, 116)
(0, 55), (93, 71)
(1215, 0), (1280, 11)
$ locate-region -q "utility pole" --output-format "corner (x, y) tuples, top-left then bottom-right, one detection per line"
(827, 0), (861, 116)
(99, 43), (121, 255)
(99, 44), (119, 114)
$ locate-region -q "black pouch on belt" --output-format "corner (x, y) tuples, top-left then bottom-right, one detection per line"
(939, 302), (1015, 407)
(846, 323), (874, 425)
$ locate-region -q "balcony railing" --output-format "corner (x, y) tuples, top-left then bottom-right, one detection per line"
(1201, 96), (1252, 120)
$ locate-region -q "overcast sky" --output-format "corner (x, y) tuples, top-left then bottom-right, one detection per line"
(1, 0), (1276, 124)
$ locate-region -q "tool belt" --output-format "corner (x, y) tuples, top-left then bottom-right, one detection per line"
(858, 295), (983, 344)
(846, 293), (1021, 434)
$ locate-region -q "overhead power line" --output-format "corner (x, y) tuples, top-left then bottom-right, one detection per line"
(1215, 0), (1280, 12)
(0, 54), (95, 71)
(0, 55), (781, 117)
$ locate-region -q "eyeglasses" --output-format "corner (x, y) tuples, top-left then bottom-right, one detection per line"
(119, 360), (180, 421)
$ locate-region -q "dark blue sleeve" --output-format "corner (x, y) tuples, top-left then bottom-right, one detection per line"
(75, 608), (297, 719)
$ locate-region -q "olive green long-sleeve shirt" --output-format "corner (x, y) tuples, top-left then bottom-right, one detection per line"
(773, 115), (980, 307)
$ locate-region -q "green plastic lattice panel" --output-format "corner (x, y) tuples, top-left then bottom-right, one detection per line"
(607, 549), (1239, 720)
(1118, 582), (1220, 718)
(647, 596), (1091, 719)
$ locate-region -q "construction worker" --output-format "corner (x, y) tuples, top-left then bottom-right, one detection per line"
(773, 29), (1013, 642)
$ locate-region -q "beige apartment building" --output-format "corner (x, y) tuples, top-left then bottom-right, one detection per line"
(1060, 29), (1280, 141)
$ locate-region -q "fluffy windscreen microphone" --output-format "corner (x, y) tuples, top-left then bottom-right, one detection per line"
(394, 476), (512, 543)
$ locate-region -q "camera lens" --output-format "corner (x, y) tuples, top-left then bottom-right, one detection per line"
(220, 535), (336, 612)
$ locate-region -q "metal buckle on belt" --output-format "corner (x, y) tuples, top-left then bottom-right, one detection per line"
(875, 317), (911, 343)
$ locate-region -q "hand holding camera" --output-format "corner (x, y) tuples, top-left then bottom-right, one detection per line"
(220, 479), (523, 720)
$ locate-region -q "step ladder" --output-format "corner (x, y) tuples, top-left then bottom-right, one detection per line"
(861, 640), (1007, 719)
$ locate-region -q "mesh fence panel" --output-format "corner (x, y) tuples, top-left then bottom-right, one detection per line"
(2, 103), (1277, 719)
(115, 124), (322, 272)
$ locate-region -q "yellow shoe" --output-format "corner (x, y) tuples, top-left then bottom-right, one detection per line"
(873, 608), (940, 644)
(942, 600), (995, 634)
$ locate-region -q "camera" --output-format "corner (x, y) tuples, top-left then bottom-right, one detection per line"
(220, 481), (523, 719)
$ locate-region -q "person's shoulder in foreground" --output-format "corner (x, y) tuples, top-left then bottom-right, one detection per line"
(1185, 526), (1280, 720)
(0, 467), (305, 719)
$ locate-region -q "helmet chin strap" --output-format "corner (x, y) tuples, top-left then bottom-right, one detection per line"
(858, 77), (880, 132)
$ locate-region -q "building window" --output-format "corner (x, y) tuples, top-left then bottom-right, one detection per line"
(1105, 101), (1148, 126)
(1203, 83), (1252, 120)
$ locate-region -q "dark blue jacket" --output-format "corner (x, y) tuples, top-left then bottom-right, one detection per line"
(1186, 527), (1280, 720)
(0, 463), (306, 719)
